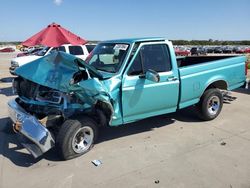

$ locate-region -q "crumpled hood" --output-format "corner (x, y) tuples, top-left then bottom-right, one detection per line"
(15, 51), (123, 124)
(15, 51), (103, 93)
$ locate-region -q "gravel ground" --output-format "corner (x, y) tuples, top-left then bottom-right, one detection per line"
(0, 52), (250, 188)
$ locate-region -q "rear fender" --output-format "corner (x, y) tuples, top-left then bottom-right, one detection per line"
(203, 76), (228, 94)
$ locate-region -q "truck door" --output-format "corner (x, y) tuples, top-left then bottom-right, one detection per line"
(122, 43), (179, 123)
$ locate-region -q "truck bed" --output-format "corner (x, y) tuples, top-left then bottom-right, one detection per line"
(177, 55), (246, 109)
(177, 55), (236, 67)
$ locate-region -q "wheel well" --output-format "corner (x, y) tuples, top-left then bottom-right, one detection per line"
(206, 80), (228, 91)
(94, 101), (113, 127)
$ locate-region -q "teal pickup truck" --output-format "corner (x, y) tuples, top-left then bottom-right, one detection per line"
(8, 37), (247, 160)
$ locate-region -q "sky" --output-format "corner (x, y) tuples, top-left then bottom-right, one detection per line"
(0, 0), (249, 41)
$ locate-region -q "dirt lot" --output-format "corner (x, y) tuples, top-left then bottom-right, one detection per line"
(1, 52), (250, 188)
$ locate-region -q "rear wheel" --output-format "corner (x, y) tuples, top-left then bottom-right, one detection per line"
(196, 88), (223, 121)
(56, 117), (98, 160)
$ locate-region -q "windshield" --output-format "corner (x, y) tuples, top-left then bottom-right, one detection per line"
(36, 46), (51, 56)
(86, 43), (130, 73)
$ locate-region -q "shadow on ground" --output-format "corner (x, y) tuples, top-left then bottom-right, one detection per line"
(0, 117), (41, 167)
(0, 77), (15, 83)
(0, 106), (202, 167)
(233, 87), (250, 95)
(0, 86), (15, 96)
(98, 106), (200, 143)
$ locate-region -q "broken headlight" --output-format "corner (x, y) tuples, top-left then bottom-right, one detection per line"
(36, 90), (63, 104)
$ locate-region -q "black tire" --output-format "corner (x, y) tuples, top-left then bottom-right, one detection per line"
(56, 117), (98, 160)
(196, 88), (223, 121)
(2, 118), (15, 134)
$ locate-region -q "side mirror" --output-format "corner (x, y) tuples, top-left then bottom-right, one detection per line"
(145, 69), (160, 83)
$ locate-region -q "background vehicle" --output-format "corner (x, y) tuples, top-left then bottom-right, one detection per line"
(206, 47), (215, 53)
(175, 47), (190, 56)
(16, 44), (23, 51)
(190, 47), (207, 55)
(234, 47), (245, 54)
(9, 43), (96, 74)
(214, 47), (223, 53)
(0, 47), (15, 52)
(222, 46), (233, 53)
(8, 38), (247, 160)
(16, 47), (44, 57)
(244, 47), (250, 53)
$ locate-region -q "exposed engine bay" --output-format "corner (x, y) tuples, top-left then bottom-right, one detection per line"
(13, 76), (86, 119)
(7, 51), (120, 159)
(12, 74), (114, 129)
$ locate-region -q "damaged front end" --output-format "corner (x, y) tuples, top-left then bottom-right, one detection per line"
(8, 51), (117, 158)
(8, 99), (55, 158)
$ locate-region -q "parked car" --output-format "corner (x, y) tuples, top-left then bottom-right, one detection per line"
(206, 47), (215, 53)
(190, 47), (207, 55)
(213, 47), (223, 53)
(175, 47), (190, 56)
(21, 46), (41, 52)
(0, 47), (15, 52)
(232, 47), (237, 53)
(222, 46), (233, 53)
(234, 47), (245, 54)
(8, 37), (248, 160)
(16, 44), (23, 51)
(16, 47), (44, 57)
(244, 47), (250, 54)
(9, 43), (96, 75)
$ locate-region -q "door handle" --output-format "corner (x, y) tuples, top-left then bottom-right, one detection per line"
(167, 76), (178, 81)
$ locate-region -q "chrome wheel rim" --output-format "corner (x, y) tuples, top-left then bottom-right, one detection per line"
(72, 126), (94, 154)
(207, 96), (220, 116)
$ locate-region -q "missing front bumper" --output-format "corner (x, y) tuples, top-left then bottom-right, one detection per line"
(8, 99), (55, 158)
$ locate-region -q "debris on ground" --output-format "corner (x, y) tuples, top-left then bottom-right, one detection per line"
(154, 180), (160, 184)
(92, 159), (102, 166)
(220, 141), (226, 146)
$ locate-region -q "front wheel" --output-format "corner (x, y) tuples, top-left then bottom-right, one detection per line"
(56, 117), (98, 160)
(196, 88), (223, 121)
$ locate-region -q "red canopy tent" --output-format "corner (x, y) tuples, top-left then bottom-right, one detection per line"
(22, 23), (87, 47)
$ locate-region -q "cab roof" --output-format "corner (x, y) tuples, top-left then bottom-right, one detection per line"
(104, 37), (167, 44)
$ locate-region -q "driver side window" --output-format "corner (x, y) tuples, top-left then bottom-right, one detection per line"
(128, 44), (172, 76)
(128, 51), (143, 75)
